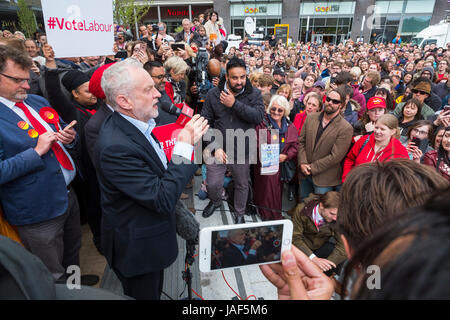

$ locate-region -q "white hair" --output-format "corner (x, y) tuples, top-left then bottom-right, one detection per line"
(101, 58), (142, 110)
(267, 95), (291, 118)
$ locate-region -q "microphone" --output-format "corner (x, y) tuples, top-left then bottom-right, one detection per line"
(175, 200), (199, 245)
(159, 102), (194, 127)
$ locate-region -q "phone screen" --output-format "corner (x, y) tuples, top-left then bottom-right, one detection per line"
(210, 224), (284, 271)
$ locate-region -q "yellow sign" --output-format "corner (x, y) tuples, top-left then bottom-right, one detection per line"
(274, 24), (289, 47)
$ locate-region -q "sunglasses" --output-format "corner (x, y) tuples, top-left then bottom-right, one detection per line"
(412, 89), (428, 95)
(270, 107), (284, 113)
(326, 96), (341, 105)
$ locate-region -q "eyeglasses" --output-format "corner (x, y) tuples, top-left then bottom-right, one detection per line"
(411, 128), (429, 136)
(412, 89), (428, 95)
(0, 72), (30, 84)
(151, 74), (166, 80)
(325, 96), (341, 105)
(270, 107), (284, 113)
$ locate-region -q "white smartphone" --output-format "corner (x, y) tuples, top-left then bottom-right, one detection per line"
(199, 220), (293, 272)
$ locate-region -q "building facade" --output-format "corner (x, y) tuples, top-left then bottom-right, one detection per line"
(213, 0), (448, 44)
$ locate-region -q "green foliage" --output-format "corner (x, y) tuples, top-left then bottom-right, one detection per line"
(113, 0), (152, 26)
(17, 0), (37, 38)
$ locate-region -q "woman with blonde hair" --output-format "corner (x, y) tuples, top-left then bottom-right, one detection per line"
(164, 55), (190, 105)
(254, 95), (299, 220)
(276, 84), (293, 102)
(342, 114), (409, 182)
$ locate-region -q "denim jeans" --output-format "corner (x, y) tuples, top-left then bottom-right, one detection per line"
(300, 175), (341, 200)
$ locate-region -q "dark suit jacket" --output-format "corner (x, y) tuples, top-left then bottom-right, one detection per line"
(298, 112), (353, 187)
(84, 103), (113, 165)
(95, 112), (197, 277)
(222, 243), (258, 269)
(174, 30), (202, 47)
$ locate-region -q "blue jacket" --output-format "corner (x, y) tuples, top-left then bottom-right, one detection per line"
(0, 94), (74, 225)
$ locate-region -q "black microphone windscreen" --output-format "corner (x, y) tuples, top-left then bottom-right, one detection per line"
(175, 200), (199, 244)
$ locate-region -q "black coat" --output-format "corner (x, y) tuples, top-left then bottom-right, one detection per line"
(222, 244), (258, 269)
(201, 77), (264, 162)
(95, 112), (197, 277)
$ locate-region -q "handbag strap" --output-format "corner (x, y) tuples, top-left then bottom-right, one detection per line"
(358, 134), (371, 156)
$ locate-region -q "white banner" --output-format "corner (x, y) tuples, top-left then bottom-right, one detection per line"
(41, 0), (114, 58)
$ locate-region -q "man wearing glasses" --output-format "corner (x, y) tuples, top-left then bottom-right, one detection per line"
(393, 78), (436, 119)
(0, 45), (81, 282)
(298, 88), (353, 200)
(144, 61), (178, 126)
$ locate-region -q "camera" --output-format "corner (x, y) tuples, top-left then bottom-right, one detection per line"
(194, 47), (210, 103)
(151, 24), (160, 32)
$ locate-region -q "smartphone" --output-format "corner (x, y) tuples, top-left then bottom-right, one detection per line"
(114, 50), (127, 59)
(171, 43), (185, 51)
(412, 137), (429, 154)
(199, 220), (293, 272)
(443, 106), (450, 113)
(310, 62), (316, 73)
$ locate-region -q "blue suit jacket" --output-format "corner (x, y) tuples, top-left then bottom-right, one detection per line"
(0, 94), (73, 226)
(95, 112), (197, 277)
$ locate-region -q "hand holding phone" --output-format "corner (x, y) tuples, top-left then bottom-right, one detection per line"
(199, 220), (293, 272)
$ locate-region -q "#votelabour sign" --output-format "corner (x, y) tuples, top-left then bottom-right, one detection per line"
(41, 0), (114, 58)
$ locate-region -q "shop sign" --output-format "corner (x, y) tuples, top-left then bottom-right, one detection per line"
(244, 6), (267, 14)
(167, 9), (194, 17)
(315, 5), (340, 13)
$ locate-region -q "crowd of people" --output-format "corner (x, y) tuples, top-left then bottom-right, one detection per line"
(0, 7), (450, 300)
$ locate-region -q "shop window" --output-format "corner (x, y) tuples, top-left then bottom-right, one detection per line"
(326, 18), (338, 26)
(401, 15), (431, 33)
(256, 18), (266, 28)
(313, 18), (326, 26)
(374, 1), (404, 14)
(405, 0), (435, 13)
(232, 19), (244, 27)
(386, 16), (401, 26)
(338, 18), (351, 26)
(267, 19), (281, 27)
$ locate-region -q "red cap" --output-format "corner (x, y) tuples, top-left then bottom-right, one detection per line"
(88, 63), (115, 100)
(367, 96), (386, 110)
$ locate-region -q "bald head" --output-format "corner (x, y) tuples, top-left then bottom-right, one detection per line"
(208, 59), (221, 77)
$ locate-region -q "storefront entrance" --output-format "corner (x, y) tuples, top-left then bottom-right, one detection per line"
(312, 34), (338, 44)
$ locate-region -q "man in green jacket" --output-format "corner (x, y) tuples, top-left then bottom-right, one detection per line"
(292, 191), (346, 276)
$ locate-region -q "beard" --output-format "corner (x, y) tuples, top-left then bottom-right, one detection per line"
(227, 80), (243, 94)
(324, 104), (338, 115)
(12, 90), (28, 101)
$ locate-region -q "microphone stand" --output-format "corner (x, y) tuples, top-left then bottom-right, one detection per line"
(182, 240), (198, 300)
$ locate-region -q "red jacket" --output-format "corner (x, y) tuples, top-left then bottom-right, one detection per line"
(293, 111), (307, 136)
(342, 133), (409, 182)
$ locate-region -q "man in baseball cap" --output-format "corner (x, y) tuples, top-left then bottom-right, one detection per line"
(271, 69), (286, 94)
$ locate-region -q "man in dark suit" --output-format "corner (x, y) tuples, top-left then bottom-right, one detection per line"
(95, 58), (208, 300)
(222, 229), (262, 269)
(0, 45), (80, 281)
(174, 19), (202, 47)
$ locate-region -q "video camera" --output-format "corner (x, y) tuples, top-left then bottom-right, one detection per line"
(193, 47), (210, 103)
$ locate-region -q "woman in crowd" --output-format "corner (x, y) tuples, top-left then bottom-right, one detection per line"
(431, 125), (447, 150)
(401, 120), (434, 162)
(423, 126), (450, 181)
(164, 55), (190, 106)
(354, 96), (387, 137)
(254, 95), (299, 220)
(204, 11), (223, 47)
(374, 87), (395, 112)
(342, 114), (409, 182)
(397, 98), (423, 136)
(293, 92), (323, 136)
(276, 84), (293, 103)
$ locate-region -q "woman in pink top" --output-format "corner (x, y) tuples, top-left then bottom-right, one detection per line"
(293, 92), (323, 136)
